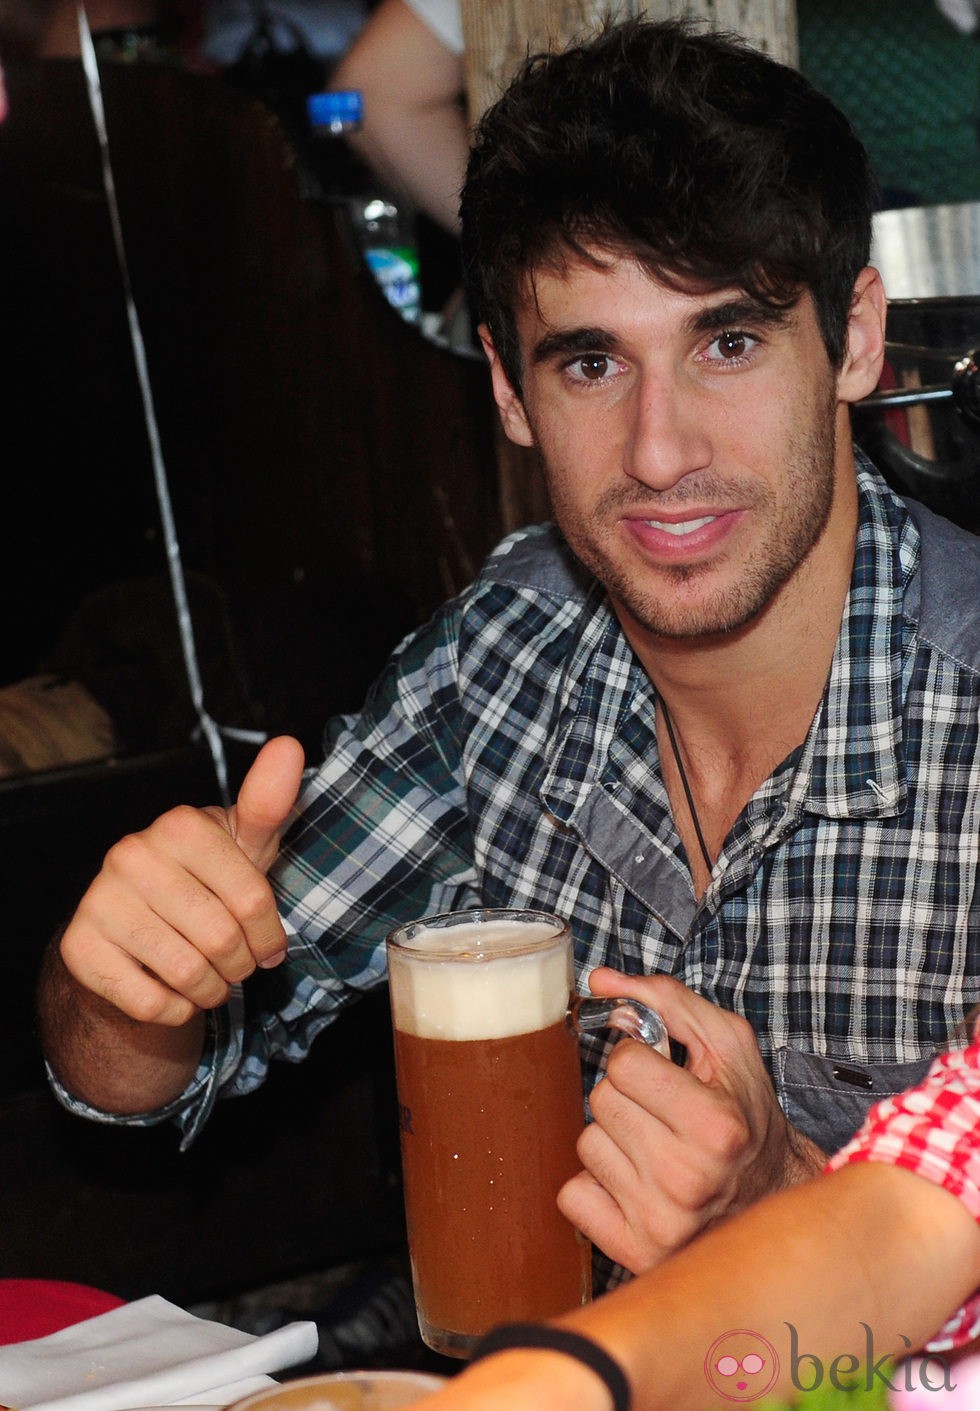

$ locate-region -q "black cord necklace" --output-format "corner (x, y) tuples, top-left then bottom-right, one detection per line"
(657, 694), (714, 874)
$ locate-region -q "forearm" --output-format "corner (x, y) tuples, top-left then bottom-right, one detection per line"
(425, 1163), (980, 1411)
(36, 940), (205, 1115)
(346, 100), (467, 233)
(329, 0), (468, 234)
(571, 1164), (980, 1410)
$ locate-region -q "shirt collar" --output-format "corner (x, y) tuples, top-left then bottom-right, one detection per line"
(796, 456), (918, 820)
(539, 579), (648, 821)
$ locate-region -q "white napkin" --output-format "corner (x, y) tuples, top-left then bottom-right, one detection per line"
(0, 1295), (319, 1411)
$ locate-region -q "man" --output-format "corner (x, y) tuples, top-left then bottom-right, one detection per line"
(36, 18), (980, 1292)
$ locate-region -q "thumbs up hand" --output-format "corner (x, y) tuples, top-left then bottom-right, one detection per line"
(58, 736), (306, 1029)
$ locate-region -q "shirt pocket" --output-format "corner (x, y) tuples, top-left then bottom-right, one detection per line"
(772, 1047), (936, 1156)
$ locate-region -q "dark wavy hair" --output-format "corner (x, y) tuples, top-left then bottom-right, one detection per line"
(460, 17), (877, 394)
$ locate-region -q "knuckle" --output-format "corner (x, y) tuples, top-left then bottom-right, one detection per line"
(165, 947), (210, 991)
(196, 915), (249, 967)
(234, 875), (276, 927)
(728, 1008), (754, 1038)
(103, 830), (151, 878)
(586, 1075), (613, 1118)
(709, 1105), (751, 1160)
(160, 802), (212, 841)
(576, 1121), (603, 1165)
(122, 984), (188, 1027)
(721, 1008), (757, 1054)
(59, 917), (98, 971)
(677, 1164), (718, 1210)
(576, 1126), (620, 1187)
(607, 1036), (651, 1083)
(556, 1173), (589, 1223)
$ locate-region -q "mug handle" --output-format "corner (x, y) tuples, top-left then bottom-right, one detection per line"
(568, 995), (670, 1058)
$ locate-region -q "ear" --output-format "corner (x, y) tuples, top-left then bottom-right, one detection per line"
(478, 324), (535, 448)
(837, 265), (887, 405)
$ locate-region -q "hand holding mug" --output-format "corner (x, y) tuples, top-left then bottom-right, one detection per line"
(559, 969), (825, 1273)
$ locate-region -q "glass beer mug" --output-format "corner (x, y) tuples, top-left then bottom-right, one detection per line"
(386, 907), (670, 1358)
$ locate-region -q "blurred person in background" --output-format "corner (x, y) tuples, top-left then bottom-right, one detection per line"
(37, 3), (373, 148)
(200, 0), (368, 77)
(329, 0), (465, 236)
(201, 0), (369, 152)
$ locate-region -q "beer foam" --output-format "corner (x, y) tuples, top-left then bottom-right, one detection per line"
(389, 921), (572, 1040)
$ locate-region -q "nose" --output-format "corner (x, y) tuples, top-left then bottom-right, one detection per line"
(623, 369), (713, 490)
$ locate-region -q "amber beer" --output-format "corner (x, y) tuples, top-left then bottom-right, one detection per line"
(386, 911), (592, 1358)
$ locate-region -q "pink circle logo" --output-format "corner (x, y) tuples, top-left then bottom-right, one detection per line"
(704, 1329), (780, 1402)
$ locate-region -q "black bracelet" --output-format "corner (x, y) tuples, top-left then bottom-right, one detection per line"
(470, 1322), (631, 1411)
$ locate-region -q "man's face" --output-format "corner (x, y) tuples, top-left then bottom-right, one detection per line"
(483, 254), (878, 648)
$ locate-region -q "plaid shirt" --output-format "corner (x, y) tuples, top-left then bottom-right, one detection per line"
(52, 458), (980, 1288)
(828, 1031), (980, 1352)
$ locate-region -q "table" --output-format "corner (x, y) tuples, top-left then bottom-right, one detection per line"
(0, 1280), (124, 1344)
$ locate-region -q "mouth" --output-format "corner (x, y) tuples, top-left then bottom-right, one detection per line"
(641, 514), (718, 536)
(623, 508), (740, 559)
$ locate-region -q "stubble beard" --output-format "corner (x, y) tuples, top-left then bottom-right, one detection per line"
(544, 402), (840, 642)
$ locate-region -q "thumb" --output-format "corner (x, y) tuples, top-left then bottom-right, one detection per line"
(587, 966), (670, 1006)
(587, 968), (706, 1051)
(231, 735), (306, 871)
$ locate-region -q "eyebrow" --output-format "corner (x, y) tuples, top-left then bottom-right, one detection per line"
(530, 326), (621, 367)
(687, 297), (797, 336)
(529, 296), (797, 368)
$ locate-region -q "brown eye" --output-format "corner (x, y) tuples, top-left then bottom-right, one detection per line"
(577, 354), (610, 380)
(717, 330), (748, 359)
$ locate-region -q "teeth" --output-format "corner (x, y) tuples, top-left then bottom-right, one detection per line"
(645, 515), (716, 535)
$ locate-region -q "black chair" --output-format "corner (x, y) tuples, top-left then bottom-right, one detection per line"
(0, 56), (499, 1306)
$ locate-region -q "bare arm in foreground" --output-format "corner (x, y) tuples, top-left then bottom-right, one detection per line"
(416, 1161), (980, 1411)
(36, 736), (305, 1114)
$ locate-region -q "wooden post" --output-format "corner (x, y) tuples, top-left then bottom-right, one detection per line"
(460, 0), (798, 532)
